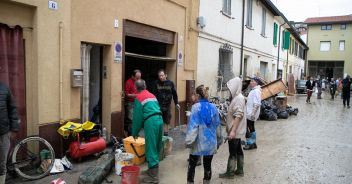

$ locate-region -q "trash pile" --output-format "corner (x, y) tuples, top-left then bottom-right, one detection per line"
(259, 97), (299, 121)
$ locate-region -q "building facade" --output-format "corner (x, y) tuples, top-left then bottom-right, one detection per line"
(305, 15), (352, 79)
(0, 0), (199, 155)
(197, 0), (307, 97)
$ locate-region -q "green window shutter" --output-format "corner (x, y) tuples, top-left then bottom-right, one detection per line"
(284, 31), (290, 50)
(273, 23), (278, 46)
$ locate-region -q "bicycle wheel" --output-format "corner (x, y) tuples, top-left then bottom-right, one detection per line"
(11, 136), (55, 180)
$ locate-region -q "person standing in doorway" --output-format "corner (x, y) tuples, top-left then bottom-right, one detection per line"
(243, 77), (262, 150)
(185, 85), (221, 184)
(305, 76), (315, 103)
(0, 82), (20, 184)
(124, 69), (141, 137)
(132, 80), (163, 183)
(342, 75), (351, 108)
(330, 78), (337, 100)
(151, 69), (179, 136)
(219, 77), (246, 178)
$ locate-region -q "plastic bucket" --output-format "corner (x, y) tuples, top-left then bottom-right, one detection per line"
(121, 166), (140, 184)
(115, 152), (134, 175)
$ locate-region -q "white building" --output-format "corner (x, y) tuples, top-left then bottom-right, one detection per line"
(197, 0), (307, 96)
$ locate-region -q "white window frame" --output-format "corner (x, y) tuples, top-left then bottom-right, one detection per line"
(261, 7), (266, 36)
(246, 0), (253, 28)
(222, 0), (232, 16)
(339, 40), (345, 51)
(320, 41), (331, 51)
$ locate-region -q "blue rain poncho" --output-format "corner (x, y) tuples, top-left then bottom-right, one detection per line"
(185, 99), (221, 155)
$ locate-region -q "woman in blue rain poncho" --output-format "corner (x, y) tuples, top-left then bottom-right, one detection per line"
(185, 85), (221, 184)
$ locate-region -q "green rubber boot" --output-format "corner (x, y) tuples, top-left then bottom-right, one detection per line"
(219, 156), (235, 179)
(234, 155), (244, 176)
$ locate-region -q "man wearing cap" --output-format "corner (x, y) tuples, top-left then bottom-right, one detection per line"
(243, 77), (262, 150)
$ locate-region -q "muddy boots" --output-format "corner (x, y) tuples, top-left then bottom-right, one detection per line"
(219, 156), (235, 179)
(142, 167), (159, 183)
(234, 155), (244, 176)
(243, 131), (257, 150)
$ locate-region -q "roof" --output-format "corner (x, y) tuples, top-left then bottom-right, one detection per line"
(304, 15), (352, 24)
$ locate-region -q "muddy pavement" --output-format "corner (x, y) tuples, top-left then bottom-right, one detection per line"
(159, 93), (352, 184)
(8, 93), (351, 184)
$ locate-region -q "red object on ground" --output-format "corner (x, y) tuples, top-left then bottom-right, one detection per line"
(121, 166), (140, 184)
(69, 136), (106, 159)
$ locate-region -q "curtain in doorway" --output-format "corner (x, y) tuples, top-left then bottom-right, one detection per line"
(80, 44), (92, 122)
(0, 23), (26, 138)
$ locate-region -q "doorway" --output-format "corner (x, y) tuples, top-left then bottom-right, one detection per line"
(80, 44), (103, 125)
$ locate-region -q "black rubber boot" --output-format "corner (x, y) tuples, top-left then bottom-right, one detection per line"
(234, 155), (244, 176)
(142, 167), (159, 183)
(219, 156), (235, 179)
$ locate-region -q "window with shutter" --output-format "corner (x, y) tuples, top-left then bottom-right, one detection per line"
(273, 23), (278, 46)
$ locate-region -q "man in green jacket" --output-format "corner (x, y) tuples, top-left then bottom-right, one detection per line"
(132, 79), (163, 183)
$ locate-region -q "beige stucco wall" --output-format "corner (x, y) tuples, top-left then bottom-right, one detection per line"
(1, 0), (199, 135)
(307, 23), (352, 75)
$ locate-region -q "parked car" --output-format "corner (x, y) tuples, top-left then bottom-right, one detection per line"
(296, 80), (307, 94)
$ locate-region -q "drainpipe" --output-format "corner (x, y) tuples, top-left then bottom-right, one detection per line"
(277, 22), (286, 79)
(239, 0), (245, 76)
(59, 22), (64, 123)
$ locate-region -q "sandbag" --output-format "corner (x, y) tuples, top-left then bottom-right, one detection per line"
(78, 153), (114, 184)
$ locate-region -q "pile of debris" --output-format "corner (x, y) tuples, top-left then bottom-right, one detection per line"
(259, 97), (298, 121)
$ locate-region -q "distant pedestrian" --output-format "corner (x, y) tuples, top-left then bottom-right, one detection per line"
(185, 85), (221, 184)
(124, 69), (141, 137)
(219, 77), (246, 178)
(337, 78), (343, 98)
(305, 76), (315, 103)
(342, 75), (351, 108)
(132, 80), (163, 183)
(0, 82), (20, 184)
(329, 78), (337, 100)
(151, 69), (180, 136)
(316, 77), (322, 99)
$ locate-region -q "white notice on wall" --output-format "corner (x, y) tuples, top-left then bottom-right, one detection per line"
(48, 1), (58, 10)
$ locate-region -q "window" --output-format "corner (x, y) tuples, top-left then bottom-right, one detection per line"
(294, 41), (298, 56)
(339, 40), (345, 51)
(273, 23), (278, 46)
(321, 24), (332, 30)
(222, 0), (232, 16)
(246, 0), (253, 28)
(261, 8), (266, 36)
(218, 44), (234, 90)
(320, 41), (331, 51)
(282, 31), (290, 50)
(341, 24), (347, 30)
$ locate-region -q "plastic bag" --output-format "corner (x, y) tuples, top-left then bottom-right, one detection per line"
(50, 159), (65, 174)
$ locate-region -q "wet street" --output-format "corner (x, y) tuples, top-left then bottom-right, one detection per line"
(9, 92), (352, 184)
(159, 93), (352, 184)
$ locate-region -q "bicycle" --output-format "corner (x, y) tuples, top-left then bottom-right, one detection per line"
(7, 135), (55, 180)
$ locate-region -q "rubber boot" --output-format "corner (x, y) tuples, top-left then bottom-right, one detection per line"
(234, 155), (244, 176)
(142, 167), (159, 183)
(203, 179), (210, 184)
(0, 175), (5, 184)
(219, 156), (235, 178)
(244, 132), (257, 150)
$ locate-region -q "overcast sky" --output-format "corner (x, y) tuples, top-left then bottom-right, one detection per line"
(270, 0), (352, 22)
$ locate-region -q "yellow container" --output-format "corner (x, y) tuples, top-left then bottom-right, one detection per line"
(123, 136), (145, 165)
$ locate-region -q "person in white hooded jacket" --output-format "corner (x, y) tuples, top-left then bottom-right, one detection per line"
(219, 77), (247, 178)
(243, 77), (262, 150)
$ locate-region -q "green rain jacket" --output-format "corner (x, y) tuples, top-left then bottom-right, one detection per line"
(132, 89), (163, 168)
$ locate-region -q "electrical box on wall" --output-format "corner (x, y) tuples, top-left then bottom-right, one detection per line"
(71, 69), (83, 87)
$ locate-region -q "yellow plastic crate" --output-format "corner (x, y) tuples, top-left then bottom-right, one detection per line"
(123, 136), (145, 165)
